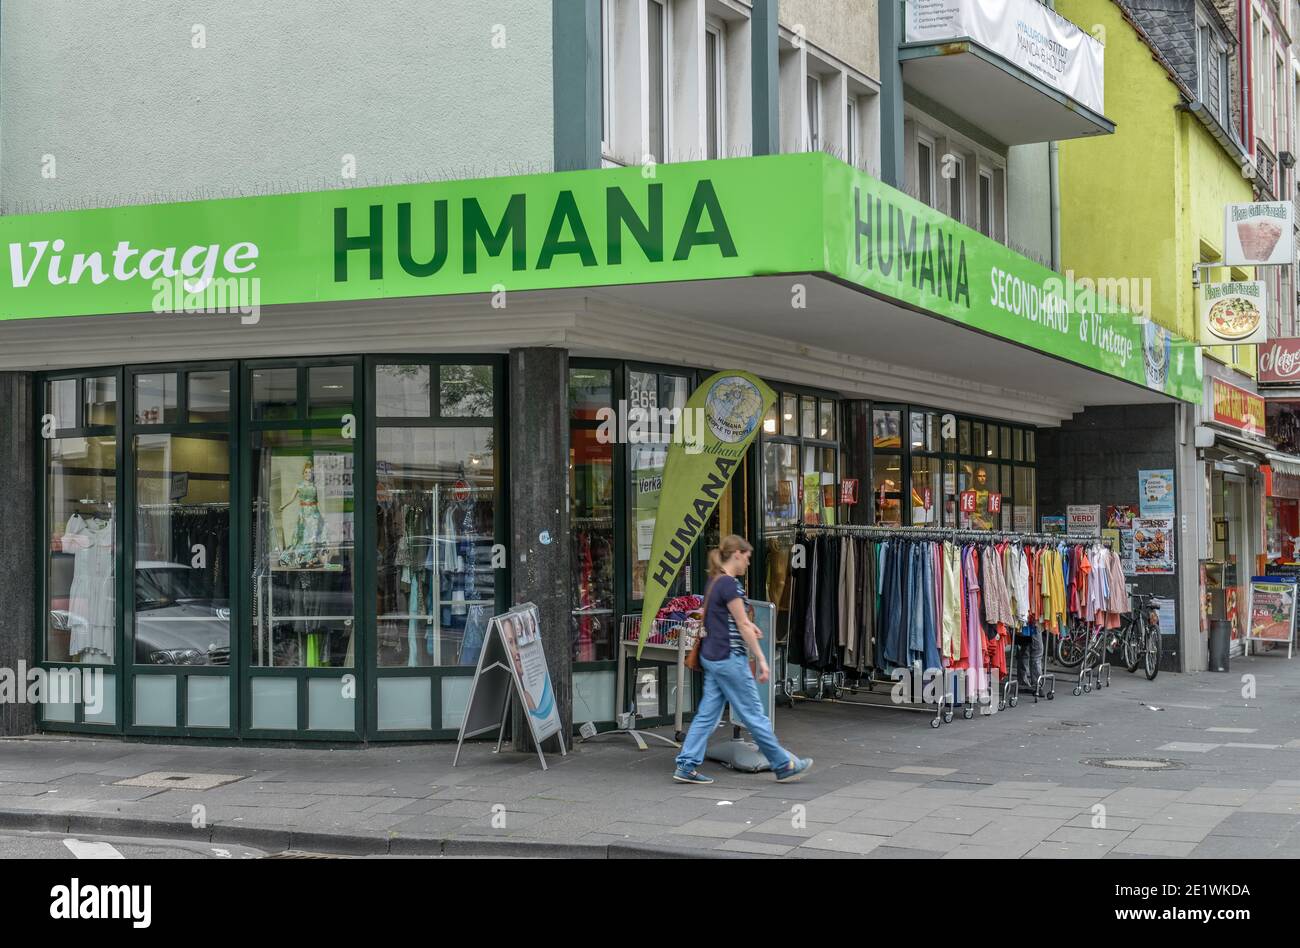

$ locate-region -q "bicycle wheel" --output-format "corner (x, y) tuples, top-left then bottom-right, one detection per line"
(1122, 619), (1141, 673)
(1144, 625), (1161, 680)
(1056, 626), (1085, 668)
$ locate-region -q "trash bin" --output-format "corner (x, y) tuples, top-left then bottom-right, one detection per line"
(1208, 619), (1231, 672)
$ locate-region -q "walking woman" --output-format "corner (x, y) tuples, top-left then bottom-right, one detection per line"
(673, 534), (813, 784)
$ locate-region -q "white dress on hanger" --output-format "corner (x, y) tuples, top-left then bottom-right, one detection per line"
(62, 513), (116, 659)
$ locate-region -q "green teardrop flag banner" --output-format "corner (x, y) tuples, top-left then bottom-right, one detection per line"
(637, 370), (776, 657)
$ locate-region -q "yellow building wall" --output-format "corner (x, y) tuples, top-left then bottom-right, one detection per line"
(1057, 0), (1254, 376)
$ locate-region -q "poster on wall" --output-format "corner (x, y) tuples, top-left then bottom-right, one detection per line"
(1247, 579), (1297, 645)
(1042, 515), (1066, 534)
(1225, 202), (1295, 267)
(1199, 281), (1268, 346)
(1067, 505), (1101, 536)
(1133, 517), (1176, 574)
(1138, 469), (1175, 517)
(1107, 505), (1138, 529)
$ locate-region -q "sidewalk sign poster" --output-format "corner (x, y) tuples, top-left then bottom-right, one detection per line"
(1152, 597), (1177, 636)
(1133, 517), (1176, 574)
(453, 602), (566, 771)
(1138, 470), (1175, 517)
(1247, 579), (1297, 644)
(1042, 515), (1066, 534)
(1067, 504), (1101, 536)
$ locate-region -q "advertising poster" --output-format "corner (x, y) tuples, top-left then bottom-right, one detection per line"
(1067, 504), (1101, 536)
(1225, 201), (1294, 267)
(1107, 505), (1138, 529)
(1199, 280), (1268, 346)
(1042, 515), (1066, 534)
(1247, 580), (1297, 642)
(1138, 469), (1175, 517)
(497, 605), (562, 741)
(1133, 517), (1175, 574)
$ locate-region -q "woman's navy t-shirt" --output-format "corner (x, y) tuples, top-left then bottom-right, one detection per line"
(701, 575), (747, 662)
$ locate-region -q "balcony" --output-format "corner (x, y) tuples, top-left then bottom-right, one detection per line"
(899, 0), (1115, 145)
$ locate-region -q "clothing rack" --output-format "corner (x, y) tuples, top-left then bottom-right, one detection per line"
(798, 524), (1070, 546)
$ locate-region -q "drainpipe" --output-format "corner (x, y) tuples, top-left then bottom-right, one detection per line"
(1049, 140), (1061, 272)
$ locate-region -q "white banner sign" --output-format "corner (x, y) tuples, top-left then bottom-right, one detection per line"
(906, 0), (1105, 114)
(1225, 202), (1294, 266)
(1200, 281), (1268, 346)
(1067, 504), (1101, 536)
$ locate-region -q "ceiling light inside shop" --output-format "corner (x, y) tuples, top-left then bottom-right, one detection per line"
(763, 419), (777, 433)
(322, 385), (344, 391)
(912, 440), (923, 448)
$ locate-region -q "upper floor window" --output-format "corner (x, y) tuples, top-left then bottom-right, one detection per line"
(806, 75), (822, 152)
(947, 154), (965, 221)
(647, 0), (668, 162)
(917, 136), (934, 206)
(705, 22), (723, 159)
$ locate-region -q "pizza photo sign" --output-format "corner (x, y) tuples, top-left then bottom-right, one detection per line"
(1200, 280), (1267, 346)
(1225, 202), (1294, 267)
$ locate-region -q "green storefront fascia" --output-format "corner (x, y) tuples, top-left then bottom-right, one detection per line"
(0, 152), (1201, 403)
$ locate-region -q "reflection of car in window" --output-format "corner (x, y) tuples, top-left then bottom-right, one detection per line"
(133, 562), (230, 666)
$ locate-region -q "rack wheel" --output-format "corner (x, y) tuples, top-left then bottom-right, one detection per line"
(1009, 695), (1019, 708)
(930, 717), (941, 729)
(998, 700), (1005, 711)
(962, 705), (974, 720)
(1084, 681), (1092, 693)
(674, 731), (684, 742)
(1072, 685), (1082, 696)
(1047, 690), (1055, 700)
(943, 710), (954, 723)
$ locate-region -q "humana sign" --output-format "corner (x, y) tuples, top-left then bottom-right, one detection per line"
(332, 179), (738, 281)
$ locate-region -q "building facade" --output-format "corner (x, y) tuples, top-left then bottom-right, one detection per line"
(0, 0), (1214, 745)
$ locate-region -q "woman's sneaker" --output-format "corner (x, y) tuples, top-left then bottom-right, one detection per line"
(673, 768), (715, 784)
(775, 757), (813, 782)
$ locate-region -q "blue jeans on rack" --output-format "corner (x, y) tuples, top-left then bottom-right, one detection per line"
(675, 654), (793, 773)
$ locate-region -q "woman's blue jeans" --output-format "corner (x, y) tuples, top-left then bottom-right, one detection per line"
(675, 653), (792, 773)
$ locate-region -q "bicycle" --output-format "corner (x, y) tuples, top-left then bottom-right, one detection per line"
(1112, 591), (1161, 680)
(1054, 621), (1088, 668)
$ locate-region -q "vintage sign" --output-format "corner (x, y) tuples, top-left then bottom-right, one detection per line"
(1225, 201), (1295, 267)
(1199, 281), (1268, 346)
(1259, 337), (1300, 383)
(1211, 378), (1265, 436)
(905, 0), (1106, 114)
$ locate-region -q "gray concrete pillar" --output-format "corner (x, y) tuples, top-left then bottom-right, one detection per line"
(0, 373), (37, 735)
(508, 347), (572, 752)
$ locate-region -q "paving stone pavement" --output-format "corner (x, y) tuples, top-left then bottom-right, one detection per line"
(2, 652), (1300, 857)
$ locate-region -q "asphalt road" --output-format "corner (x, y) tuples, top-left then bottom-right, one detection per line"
(0, 831), (264, 859)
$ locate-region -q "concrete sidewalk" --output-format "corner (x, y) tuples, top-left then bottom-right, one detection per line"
(2, 652), (1300, 858)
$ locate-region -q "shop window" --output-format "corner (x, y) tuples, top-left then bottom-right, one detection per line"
(188, 372), (230, 424)
(1000, 464), (1013, 530)
(1014, 466), (1036, 533)
(46, 436), (118, 664)
(1012, 428), (1024, 462)
(133, 433), (230, 667)
(803, 446), (836, 524)
(781, 393), (798, 436)
(800, 395), (817, 439)
(960, 461), (998, 531)
(628, 369), (689, 602)
(374, 427), (495, 668)
(972, 422), (986, 458)
(818, 399), (836, 440)
(134, 373), (178, 425)
(763, 440), (799, 630)
(943, 459), (958, 526)
(909, 410), (937, 452)
(252, 368), (297, 421)
(1025, 430), (1036, 463)
(569, 366), (613, 421)
(85, 377), (117, 427)
(308, 366), (354, 419)
(440, 364), (495, 418)
(873, 408), (901, 449)
(911, 457), (941, 525)
(574, 426), (613, 663)
(873, 454), (903, 525)
(47, 379), (77, 430)
(251, 429), (356, 668)
(958, 419), (971, 455)
(376, 364), (431, 418)
(762, 403), (778, 435)
(1000, 426), (1012, 459)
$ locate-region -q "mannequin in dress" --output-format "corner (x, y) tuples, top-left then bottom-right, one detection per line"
(279, 462), (328, 567)
(59, 508), (116, 662)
